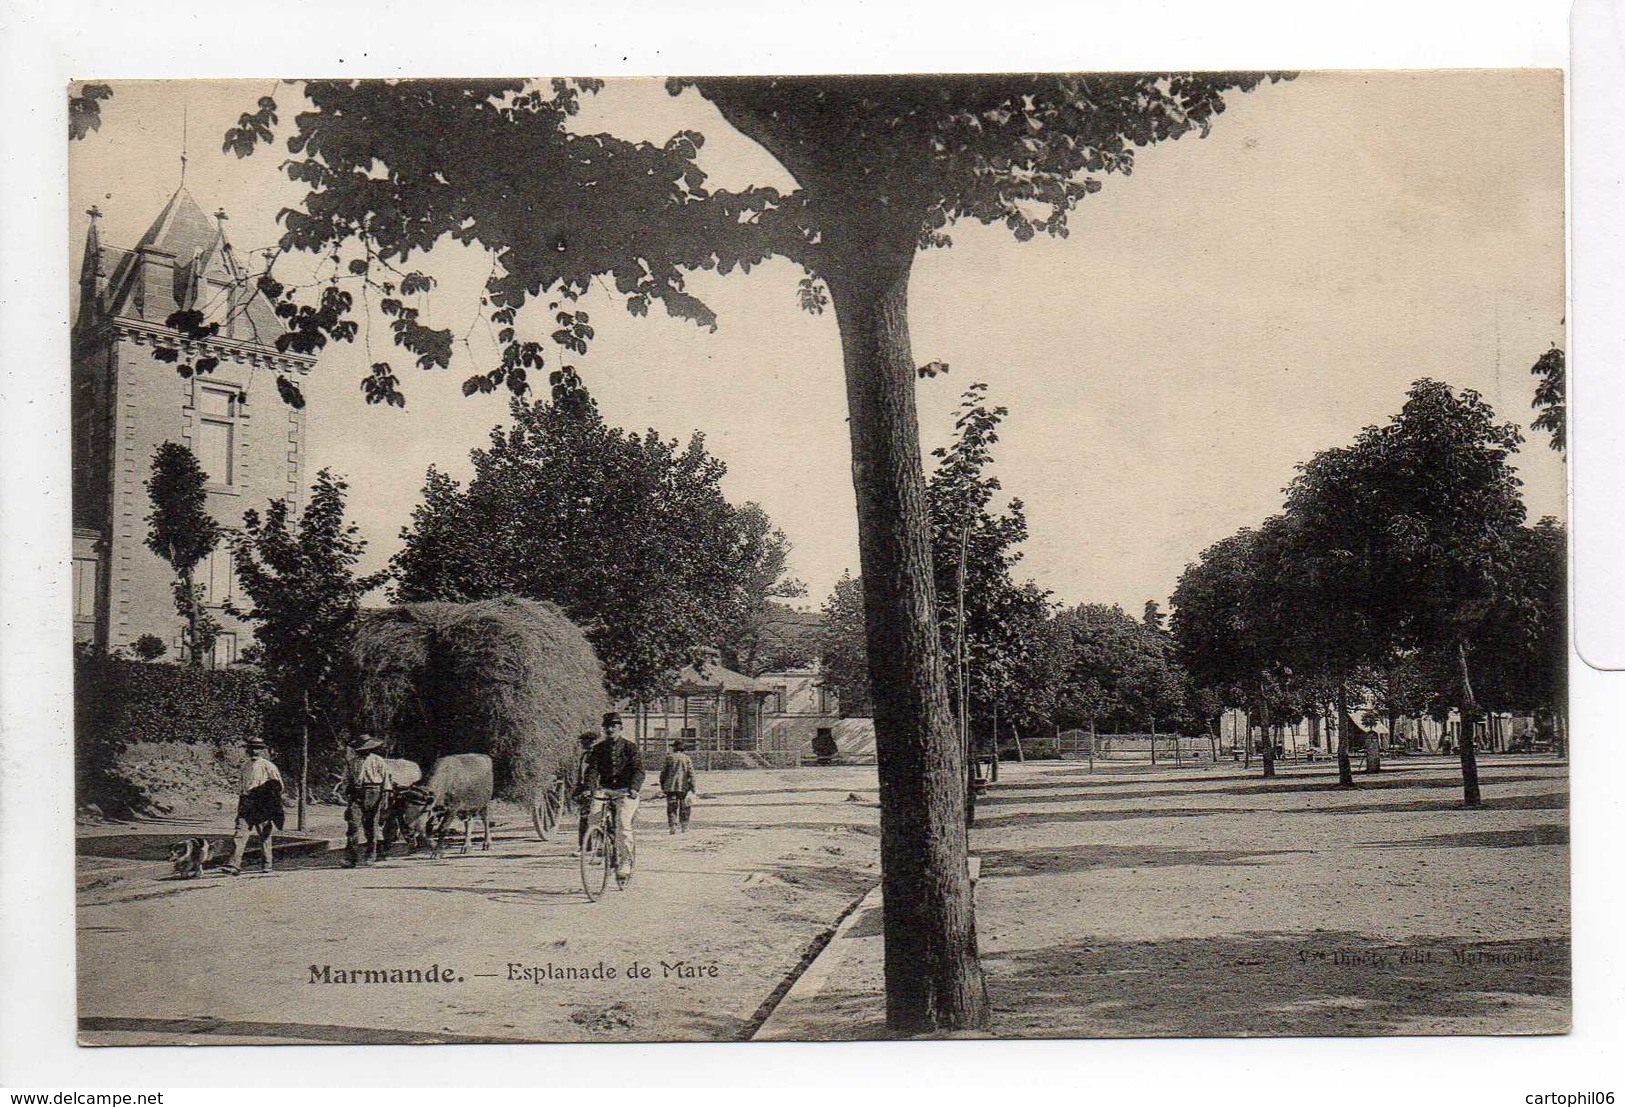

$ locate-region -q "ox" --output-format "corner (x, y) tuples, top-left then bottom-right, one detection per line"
(394, 753), (493, 858)
(377, 758), (424, 859)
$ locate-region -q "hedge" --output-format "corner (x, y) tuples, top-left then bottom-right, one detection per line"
(76, 656), (270, 749)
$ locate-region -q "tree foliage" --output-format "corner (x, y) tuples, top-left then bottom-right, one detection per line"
(69, 83), (113, 141)
(144, 442), (222, 667)
(390, 394), (800, 701)
(818, 570), (873, 718)
(718, 504), (808, 676)
(928, 383), (1055, 736)
(209, 76), (1283, 410)
(1529, 344), (1565, 455)
(229, 469), (388, 748)
(1047, 603), (1189, 734)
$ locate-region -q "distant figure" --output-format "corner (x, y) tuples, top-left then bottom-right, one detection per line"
(570, 730), (599, 858)
(583, 711), (644, 881)
(343, 734), (391, 868)
(221, 737), (283, 876)
(660, 739), (698, 834)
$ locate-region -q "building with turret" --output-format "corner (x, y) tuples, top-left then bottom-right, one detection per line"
(72, 187), (313, 663)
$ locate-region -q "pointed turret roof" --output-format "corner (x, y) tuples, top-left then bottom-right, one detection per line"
(80, 186), (289, 349)
(134, 186), (223, 271)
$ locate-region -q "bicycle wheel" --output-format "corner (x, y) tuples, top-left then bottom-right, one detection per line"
(579, 826), (610, 901)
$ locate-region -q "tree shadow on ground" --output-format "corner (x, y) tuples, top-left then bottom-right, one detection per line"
(1357, 825), (1568, 850)
(984, 772), (1560, 807)
(707, 785), (876, 800)
(973, 806), (1280, 830)
(979, 843), (1306, 877)
(983, 931), (1569, 1038)
(704, 821), (879, 837)
(972, 791), (1567, 830)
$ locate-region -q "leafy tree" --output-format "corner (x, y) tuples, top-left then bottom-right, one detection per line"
(392, 395), (797, 702)
(1474, 518), (1566, 729)
(1047, 604), (1188, 738)
(718, 504), (809, 676)
(1529, 344), (1565, 455)
(144, 442), (222, 668)
(927, 383), (1054, 749)
(230, 469), (388, 825)
(131, 634), (168, 662)
(1169, 527), (1290, 778)
(1281, 380), (1528, 804)
(819, 570), (873, 718)
(223, 72), (1282, 1033)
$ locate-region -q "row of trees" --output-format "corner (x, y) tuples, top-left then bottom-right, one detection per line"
(1170, 379), (1565, 803)
(819, 375), (1566, 809)
(819, 385), (1199, 747)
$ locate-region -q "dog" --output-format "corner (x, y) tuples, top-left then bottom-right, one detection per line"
(168, 836), (215, 879)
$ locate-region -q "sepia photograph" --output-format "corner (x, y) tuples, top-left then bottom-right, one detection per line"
(66, 70), (1568, 1047)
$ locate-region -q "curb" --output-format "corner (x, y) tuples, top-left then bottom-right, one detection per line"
(750, 855), (981, 1042)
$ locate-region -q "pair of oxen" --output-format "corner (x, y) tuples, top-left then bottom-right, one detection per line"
(380, 752), (494, 858)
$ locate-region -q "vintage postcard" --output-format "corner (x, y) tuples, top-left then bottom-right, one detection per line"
(70, 71), (1567, 1045)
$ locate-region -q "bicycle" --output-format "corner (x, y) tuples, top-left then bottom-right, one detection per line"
(579, 789), (636, 901)
(531, 776), (570, 841)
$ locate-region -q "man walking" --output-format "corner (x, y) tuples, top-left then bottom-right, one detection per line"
(582, 712), (644, 883)
(343, 734), (391, 868)
(659, 739), (697, 834)
(221, 737), (283, 875)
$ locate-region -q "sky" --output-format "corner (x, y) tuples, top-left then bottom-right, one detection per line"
(68, 72), (1566, 614)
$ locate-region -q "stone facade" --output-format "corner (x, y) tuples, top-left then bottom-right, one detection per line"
(72, 188), (313, 663)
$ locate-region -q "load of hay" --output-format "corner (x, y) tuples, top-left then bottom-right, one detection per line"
(348, 595), (608, 800)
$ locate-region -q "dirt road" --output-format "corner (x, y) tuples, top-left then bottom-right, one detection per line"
(77, 766), (880, 1045)
(773, 755), (1569, 1039)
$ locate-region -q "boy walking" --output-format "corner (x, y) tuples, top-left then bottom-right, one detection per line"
(659, 739), (697, 833)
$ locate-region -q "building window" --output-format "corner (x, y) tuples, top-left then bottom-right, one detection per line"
(203, 541), (236, 607)
(772, 685), (787, 715)
(196, 385), (239, 487)
(73, 556), (98, 620)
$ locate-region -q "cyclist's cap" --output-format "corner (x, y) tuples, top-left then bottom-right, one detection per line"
(578, 731), (598, 745)
(602, 711), (622, 728)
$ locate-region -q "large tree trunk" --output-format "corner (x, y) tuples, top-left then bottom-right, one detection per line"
(1335, 684), (1356, 787)
(1455, 642), (1483, 807)
(824, 235), (989, 1034)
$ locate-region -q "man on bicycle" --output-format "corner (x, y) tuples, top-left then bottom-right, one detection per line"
(582, 711), (644, 882)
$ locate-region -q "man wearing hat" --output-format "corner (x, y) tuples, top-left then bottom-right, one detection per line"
(659, 738), (698, 834)
(222, 737), (284, 876)
(582, 711), (644, 882)
(343, 734), (392, 868)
